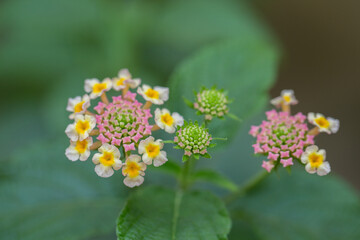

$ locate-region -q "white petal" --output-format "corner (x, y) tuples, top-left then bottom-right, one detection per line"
(113, 159), (122, 170)
(270, 96), (282, 107)
(128, 78), (141, 88)
(305, 163), (316, 174)
(65, 124), (78, 141)
(142, 154), (153, 165)
(79, 150), (91, 161)
(154, 86), (169, 102)
(318, 149), (326, 160)
(317, 162), (331, 176)
(66, 96), (81, 112)
(92, 153), (101, 164)
(95, 164), (114, 178)
(164, 125), (176, 133)
(172, 112), (184, 126)
(307, 112), (316, 123)
(127, 154), (142, 163)
(153, 151), (168, 167)
(306, 145), (318, 153)
(328, 117), (340, 133)
(123, 176), (144, 188)
(65, 146), (79, 161)
(300, 153), (309, 164)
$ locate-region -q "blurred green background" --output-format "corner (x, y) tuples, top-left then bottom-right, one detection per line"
(0, 0), (359, 239)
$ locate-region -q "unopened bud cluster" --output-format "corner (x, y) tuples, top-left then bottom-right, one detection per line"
(193, 87), (229, 120)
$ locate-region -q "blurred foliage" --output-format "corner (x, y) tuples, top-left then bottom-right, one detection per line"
(229, 169), (360, 239)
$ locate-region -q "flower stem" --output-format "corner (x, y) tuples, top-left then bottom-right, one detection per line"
(224, 170), (269, 205)
(179, 156), (195, 191)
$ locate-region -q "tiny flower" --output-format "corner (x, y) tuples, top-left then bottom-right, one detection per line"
(193, 87), (229, 120)
(92, 143), (122, 178)
(112, 68), (141, 91)
(84, 78), (112, 99)
(271, 89), (298, 107)
(66, 94), (90, 119)
(122, 154), (147, 188)
(137, 84), (169, 105)
(138, 136), (167, 167)
(308, 113), (340, 134)
(155, 108), (184, 133)
(65, 114), (96, 141)
(262, 161), (274, 173)
(280, 158), (294, 167)
(301, 145), (330, 176)
(65, 137), (93, 161)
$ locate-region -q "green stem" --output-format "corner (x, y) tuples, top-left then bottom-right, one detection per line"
(224, 170), (269, 205)
(179, 156), (195, 191)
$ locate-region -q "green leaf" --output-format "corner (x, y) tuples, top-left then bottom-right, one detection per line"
(193, 169), (238, 192)
(149, 160), (182, 177)
(228, 169), (360, 239)
(168, 38), (279, 147)
(182, 155), (190, 162)
(117, 186), (231, 240)
(0, 139), (128, 239)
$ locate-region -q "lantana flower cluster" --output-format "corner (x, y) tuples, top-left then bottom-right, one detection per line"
(174, 121), (213, 161)
(193, 87), (229, 120)
(65, 69), (183, 187)
(250, 90), (339, 176)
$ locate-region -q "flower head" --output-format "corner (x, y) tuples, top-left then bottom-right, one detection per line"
(122, 154), (147, 188)
(65, 114), (96, 141)
(94, 92), (153, 151)
(92, 143), (122, 178)
(65, 69), (179, 188)
(65, 137), (93, 161)
(84, 78), (112, 99)
(155, 108), (184, 133)
(301, 145), (330, 176)
(308, 113), (339, 134)
(137, 84), (169, 105)
(250, 110), (313, 171)
(112, 68), (141, 91)
(66, 94), (90, 119)
(138, 136), (167, 167)
(174, 121), (212, 159)
(271, 89), (298, 107)
(193, 87), (229, 120)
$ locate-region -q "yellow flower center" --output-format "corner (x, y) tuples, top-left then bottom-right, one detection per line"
(116, 77), (126, 86)
(93, 83), (107, 94)
(315, 117), (330, 129)
(74, 101), (85, 113)
(125, 161), (141, 178)
(283, 95), (291, 103)
(308, 152), (324, 168)
(161, 113), (174, 126)
(75, 120), (90, 134)
(100, 151), (115, 166)
(75, 139), (88, 153)
(145, 143), (160, 158)
(145, 88), (159, 99)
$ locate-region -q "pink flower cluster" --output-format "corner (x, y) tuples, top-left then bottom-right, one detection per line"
(249, 110), (314, 172)
(94, 91), (153, 152)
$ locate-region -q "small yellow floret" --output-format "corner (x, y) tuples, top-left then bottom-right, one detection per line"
(93, 83), (107, 94)
(75, 120), (90, 134)
(161, 113), (174, 126)
(100, 151), (115, 166)
(308, 152), (324, 168)
(145, 143), (160, 158)
(283, 95), (291, 103)
(315, 117), (330, 129)
(75, 139), (88, 153)
(145, 88), (159, 99)
(124, 161), (141, 178)
(74, 101), (85, 113)
(116, 77), (126, 86)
